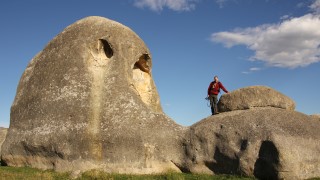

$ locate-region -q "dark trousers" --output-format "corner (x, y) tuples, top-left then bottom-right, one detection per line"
(209, 94), (218, 115)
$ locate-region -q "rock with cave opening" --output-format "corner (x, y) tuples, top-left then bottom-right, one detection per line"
(1, 16), (320, 180)
(1, 16), (185, 173)
(182, 108), (320, 179)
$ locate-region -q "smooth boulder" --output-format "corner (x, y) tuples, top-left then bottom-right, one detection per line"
(1, 16), (186, 173)
(218, 86), (295, 112)
(181, 108), (320, 179)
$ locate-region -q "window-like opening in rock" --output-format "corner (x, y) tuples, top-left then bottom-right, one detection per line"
(254, 141), (280, 179)
(99, 39), (113, 58)
(131, 53), (161, 112)
(134, 54), (150, 73)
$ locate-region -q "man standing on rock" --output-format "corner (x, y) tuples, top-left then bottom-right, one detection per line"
(207, 76), (229, 115)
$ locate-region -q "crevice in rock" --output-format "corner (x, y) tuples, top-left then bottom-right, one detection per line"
(170, 160), (191, 173)
(99, 39), (113, 58)
(21, 141), (64, 159)
(240, 139), (248, 151)
(254, 140), (280, 180)
(134, 54), (150, 73)
(0, 159), (7, 166)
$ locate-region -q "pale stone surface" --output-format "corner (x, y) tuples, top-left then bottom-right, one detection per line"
(218, 86), (296, 112)
(1, 16), (186, 173)
(311, 114), (320, 120)
(181, 108), (320, 179)
(0, 127), (8, 156)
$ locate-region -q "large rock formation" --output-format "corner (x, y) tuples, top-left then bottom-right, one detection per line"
(181, 108), (320, 179)
(1, 16), (186, 173)
(218, 86), (295, 112)
(0, 127), (8, 156)
(2, 16), (320, 179)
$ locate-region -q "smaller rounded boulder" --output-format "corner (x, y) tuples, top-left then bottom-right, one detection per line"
(218, 86), (295, 112)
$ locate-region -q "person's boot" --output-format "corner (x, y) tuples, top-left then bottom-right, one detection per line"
(214, 106), (219, 114)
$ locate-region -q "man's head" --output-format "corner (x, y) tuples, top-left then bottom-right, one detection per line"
(214, 76), (219, 82)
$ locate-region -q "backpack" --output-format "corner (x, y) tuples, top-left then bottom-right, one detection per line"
(211, 81), (221, 93)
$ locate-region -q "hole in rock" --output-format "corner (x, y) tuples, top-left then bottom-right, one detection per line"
(254, 140), (280, 180)
(134, 54), (150, 73)
(131, 53), (158, 111)
(0, 159), (7, 166)
(240, 139), (248, 151)
(99, 39), (113, 58)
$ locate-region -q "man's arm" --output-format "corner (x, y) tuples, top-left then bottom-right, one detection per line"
(219, 82), (229, 93)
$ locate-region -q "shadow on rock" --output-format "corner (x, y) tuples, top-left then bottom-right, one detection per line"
(205, 147), (240, 175)
(254, 141), (280, 180)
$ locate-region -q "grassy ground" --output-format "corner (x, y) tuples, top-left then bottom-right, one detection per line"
(0, 166), (255, 180)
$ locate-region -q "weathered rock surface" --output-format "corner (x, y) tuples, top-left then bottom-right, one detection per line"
(0, 127), (8, 156)
(218, 86), (295, 112)
(2, 16), (320, 180)
(311, 114), (320, 120)
(1, 16), (186, 173)
(181, 108), (320, 179)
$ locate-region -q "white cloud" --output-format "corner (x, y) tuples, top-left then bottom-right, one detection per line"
(133, 0), (197, 12)
(211, 13), (320, 68)
(249, 67), (261, 71)
(280, 14), (290, 20)
(133, 0), (232, 12)
(241, 67), (261, 74)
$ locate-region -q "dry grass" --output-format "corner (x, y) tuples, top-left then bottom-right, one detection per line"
(0, 166), (256, 180)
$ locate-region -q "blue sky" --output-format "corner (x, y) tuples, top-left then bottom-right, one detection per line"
(1, 0), (320, 127)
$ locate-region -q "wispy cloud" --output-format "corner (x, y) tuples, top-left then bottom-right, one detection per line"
(132, 0), (232, 12)
(280, 14), (290, 20)
(249, 67), (261, 71)
(296, 2), (306, 9)
(211, 0), (320, 69)
(242, 67), (261, 74)
(133, 0), (198, 12)
(310, 0), (320, 14)
(215, 0), (228, 8)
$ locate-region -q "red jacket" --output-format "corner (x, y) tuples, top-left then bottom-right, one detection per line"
(208, 81), (228, 95)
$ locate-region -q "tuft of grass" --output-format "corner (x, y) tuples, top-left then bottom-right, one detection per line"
(0, 166), (70, 180)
